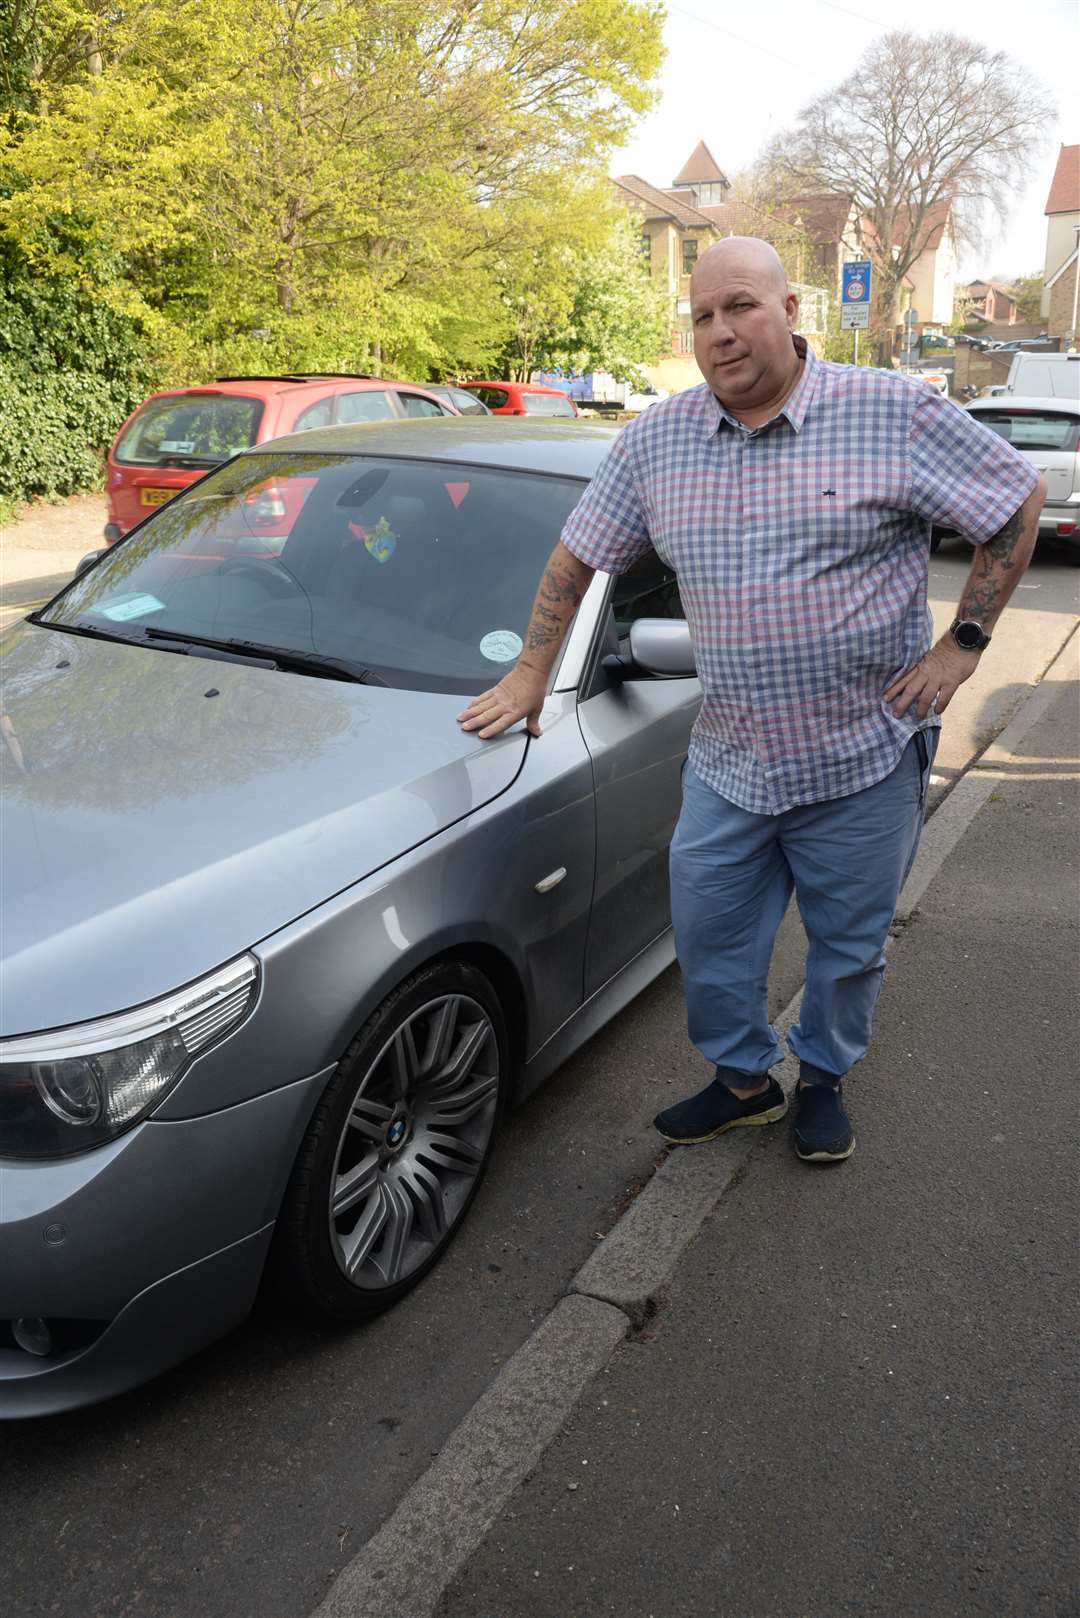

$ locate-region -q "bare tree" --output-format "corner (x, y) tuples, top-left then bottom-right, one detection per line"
(768, 31), (1055, 359)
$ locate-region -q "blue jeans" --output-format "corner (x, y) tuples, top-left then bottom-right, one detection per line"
(669, 732), (937, 1082)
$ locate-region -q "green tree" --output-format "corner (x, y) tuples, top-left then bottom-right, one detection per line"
(1010, 272), (1044, 325)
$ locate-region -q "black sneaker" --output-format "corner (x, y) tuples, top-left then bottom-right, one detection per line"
(793, 1081), (855, 1162)
(654, 1074), (788, 1144)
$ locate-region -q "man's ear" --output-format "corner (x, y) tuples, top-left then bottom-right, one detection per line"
(785, 292), (799, 330)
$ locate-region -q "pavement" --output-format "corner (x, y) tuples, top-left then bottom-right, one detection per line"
(314, 635), (1079, 1618)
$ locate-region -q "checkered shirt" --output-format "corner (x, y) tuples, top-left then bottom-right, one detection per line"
(561, 342), (1038, 814)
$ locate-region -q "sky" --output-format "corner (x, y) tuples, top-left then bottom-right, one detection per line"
(608, 0), (1079, 281)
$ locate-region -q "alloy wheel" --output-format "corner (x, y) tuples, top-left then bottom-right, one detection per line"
(327, 993), (499, 1290)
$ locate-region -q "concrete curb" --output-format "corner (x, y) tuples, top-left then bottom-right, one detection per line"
(311, 628), (1078, 1618)
(309, 1294), (627, 1618)
(896, 626), (1078, 924)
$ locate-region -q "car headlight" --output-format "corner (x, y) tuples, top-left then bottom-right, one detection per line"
(0, 956), (258, 1160)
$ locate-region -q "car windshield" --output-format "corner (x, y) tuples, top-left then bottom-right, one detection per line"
(41, 452), (586, 694)
(522, 392), (575, 417)
(970, 410), (1080, 453)
(115, 394), (264, 468)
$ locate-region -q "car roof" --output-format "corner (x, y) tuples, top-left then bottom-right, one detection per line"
(965, 396), (1080, 414)
(141, 376), (443, 401)
(463, 380), (566, 395)
(245, 415), (620, 477)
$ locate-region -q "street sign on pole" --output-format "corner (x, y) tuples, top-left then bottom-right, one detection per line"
(841, 260), (872, 331)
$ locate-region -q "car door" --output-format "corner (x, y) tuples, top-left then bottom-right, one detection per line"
(575, 555), (701, 997)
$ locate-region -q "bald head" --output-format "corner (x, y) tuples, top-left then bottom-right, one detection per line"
(689, 235), (802, 422)
(690, 236), (789, 300)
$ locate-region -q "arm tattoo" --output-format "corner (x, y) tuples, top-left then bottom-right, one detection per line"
(523, 557), (587, 657)
(982, 506), (1023, 566)
(957, 505), (1025, 624)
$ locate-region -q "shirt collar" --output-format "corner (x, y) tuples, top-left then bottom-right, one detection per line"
(704, 335), (821, 437)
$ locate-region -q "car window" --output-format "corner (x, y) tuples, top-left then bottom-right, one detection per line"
(337, 390), (396, 424)
(398, 393), (446, 418)
(470, 387), (508, 409)
(47, 453), (589, 696)
(521, 392), (576, 417)
(969, 410), (1080, 453)
(114, 395), (264, 468)
(611, 551), (684, 641)
(451, 390), (489, 416)
(292, 397), (335, 433)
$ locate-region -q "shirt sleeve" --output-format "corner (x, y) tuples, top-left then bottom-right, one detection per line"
(908, 387), (1038, 543)
(559, 431), (654, 573)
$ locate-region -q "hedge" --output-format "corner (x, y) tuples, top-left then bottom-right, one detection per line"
(0, 367), (141, 504)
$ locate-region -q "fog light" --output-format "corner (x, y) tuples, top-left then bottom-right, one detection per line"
(12, 1317), (53, 1356)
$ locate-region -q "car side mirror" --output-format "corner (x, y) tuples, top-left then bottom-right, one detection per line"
(75, 549), (106, 577)
(602, 618), (697, 681)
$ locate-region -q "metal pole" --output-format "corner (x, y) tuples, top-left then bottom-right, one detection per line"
(853, 327), (859, 367)
(1071, 225), (1080, 350)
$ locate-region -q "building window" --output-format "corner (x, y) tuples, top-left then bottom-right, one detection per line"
(693, 183), (725, 206)
(641, 232), (651, 262)
(682, 238), (698, 277)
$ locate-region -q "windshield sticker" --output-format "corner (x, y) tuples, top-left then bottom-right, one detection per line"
(479, 630), (523, 663)
(349, 514), (397, 563)
(158, 439), (195, 454)
(445, 482), (470, 509)
(99, 593), (167, 622)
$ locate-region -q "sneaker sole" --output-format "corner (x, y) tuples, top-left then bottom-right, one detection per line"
(656, 1098), (788, 1145)
(795, 1136), (856, 1162)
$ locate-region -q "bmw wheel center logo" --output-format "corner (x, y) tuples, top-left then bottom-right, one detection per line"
(386, 1119), (407, 1148)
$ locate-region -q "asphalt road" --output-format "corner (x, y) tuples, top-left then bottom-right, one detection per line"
(1, 552), (1077, 1618)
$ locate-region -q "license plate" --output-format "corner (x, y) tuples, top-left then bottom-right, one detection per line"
(140, 487), (175, 508)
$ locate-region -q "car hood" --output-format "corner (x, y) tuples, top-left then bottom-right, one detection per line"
(1, 624), (526, 1037)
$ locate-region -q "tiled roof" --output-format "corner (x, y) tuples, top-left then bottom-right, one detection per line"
(1045, 144), (1080, 216)
(672, 141), (728, 187)
(614, 174), (717, 229)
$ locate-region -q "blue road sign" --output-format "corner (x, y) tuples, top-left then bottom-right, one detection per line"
(841, 259), (872, 329)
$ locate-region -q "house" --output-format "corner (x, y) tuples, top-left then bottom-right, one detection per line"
(1042, 144), (1079, 343)
(613, 145), (830, 391)
(961, 279), (1021, 327)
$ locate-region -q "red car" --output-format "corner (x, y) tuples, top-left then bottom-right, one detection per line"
(103, 375), (457, 542)
(461, 381), (579, 418)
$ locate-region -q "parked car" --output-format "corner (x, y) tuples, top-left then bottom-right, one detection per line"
(412, 383), (491, 416)
(963, 396), (1080, 549)
(0, 417), (698, 1416)
(461, 381), (579, 417)
(102, 375), (458, 544)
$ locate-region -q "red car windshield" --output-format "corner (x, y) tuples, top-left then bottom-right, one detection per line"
(115, 395), (264, 469)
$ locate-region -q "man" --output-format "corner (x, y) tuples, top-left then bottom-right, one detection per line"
(459, 238), (1043, 1163)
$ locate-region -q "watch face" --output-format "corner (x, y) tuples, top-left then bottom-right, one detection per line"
(954, 621), (984, 650)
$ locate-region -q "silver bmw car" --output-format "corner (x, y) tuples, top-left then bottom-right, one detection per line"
(0, 418), (700, 1416)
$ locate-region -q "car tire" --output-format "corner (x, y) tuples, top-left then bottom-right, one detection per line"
(269, 961), (508, 1321)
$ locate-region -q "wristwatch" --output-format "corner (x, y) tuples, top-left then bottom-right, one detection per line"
(949, 618), (992, 652)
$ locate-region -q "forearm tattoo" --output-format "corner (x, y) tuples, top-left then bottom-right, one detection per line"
(958, 505), (1024, 625)
(523, 557), (586, 658)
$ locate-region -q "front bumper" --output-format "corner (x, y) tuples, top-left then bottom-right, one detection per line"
(0, 1069), (325, 1418)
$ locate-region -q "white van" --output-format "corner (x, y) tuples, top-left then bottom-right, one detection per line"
(1006, 351), (1080, 400)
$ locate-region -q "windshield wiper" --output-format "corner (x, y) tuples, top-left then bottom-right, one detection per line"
(29, 615), (147, 649)
(143, 625), (387, 685)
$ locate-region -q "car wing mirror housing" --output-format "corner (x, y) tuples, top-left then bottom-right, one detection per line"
(604, 617), (697, 681)
(75, 548), (107, 577)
